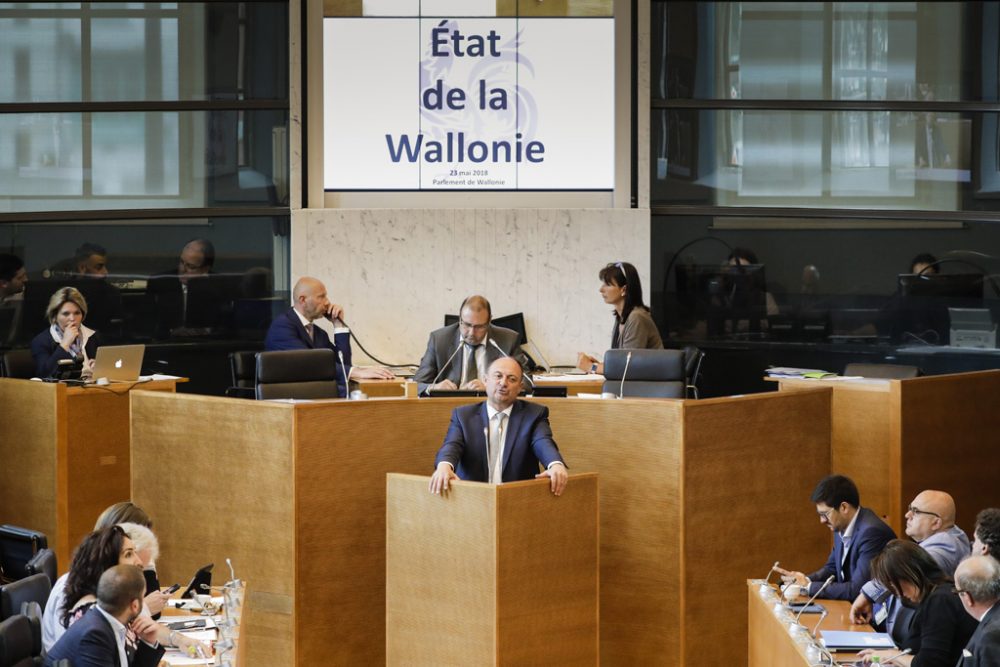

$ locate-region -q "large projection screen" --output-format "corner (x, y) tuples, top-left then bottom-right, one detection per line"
(323, 14), (614, 191)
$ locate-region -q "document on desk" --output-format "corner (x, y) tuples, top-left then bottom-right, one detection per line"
(536, 374), (606, 382)
(820, 630), (894, 649)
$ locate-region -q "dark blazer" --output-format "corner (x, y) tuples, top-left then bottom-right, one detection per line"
(145, 271), (234, 335)
(434, 400), (564, 483)
(30, 328), (103, 378)
(891, 583), (978, 667)
(958, 604), (1000, 667)
(413, 322), (528, 394)
(45, 606), (165, 667)
(807, 506), (896, 601)
(264, 307), (353, 398)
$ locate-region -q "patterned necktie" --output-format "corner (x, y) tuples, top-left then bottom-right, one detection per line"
(488, 412), (506, 483)
(305, 322), (314, 342)
(462, 344), (479, 385)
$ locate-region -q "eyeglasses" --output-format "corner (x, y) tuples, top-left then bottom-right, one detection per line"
(907, 505), (941, 518)
(953, 588), (968, 597)
(459, 320), (488, 332)
(817, 508), (836, 519)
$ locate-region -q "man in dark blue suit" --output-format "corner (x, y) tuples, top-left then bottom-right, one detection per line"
(955, 555), (1000, 666)
(429, 357), (568, 496)
(264, 276), (392, 397)
(777, 474), (896, 601)
(46, 564), (165, 667)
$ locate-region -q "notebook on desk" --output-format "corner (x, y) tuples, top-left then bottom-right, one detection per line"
(820, 630), (894, 650)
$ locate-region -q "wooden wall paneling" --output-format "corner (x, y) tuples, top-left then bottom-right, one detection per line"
(293, 398), (471, 666)
(682, 388), (832, 666)
(130, 391), (296, 667)
(540, 398), (684, 665)
(386, 474), (497, 666)
(894, 370), (1000, 534)
(0, 379), (63, 563)
(495, 474), (599, 666)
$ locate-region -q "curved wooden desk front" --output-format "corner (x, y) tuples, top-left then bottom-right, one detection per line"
(130, 389), (832, 666)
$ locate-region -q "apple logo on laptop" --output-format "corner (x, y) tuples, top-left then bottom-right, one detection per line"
(115, 359), (123, 369)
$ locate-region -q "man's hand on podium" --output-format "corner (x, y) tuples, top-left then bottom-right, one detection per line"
(429, 462), (459, 495)
(536, 462), (568, 496)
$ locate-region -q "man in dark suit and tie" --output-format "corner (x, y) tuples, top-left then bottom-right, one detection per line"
(46, 564), (165, 667)
(413, 295), (529, 395)
(264, 276), (392, 397)
(955, 554), (1000, 666)
(776, 474), (896, 601)
(428, 357), (568, 496)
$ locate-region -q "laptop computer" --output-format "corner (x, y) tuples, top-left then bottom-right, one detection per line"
(91, 344), (146, 382)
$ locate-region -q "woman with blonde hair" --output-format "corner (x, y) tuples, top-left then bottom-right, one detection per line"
(29, 286), (103, 378)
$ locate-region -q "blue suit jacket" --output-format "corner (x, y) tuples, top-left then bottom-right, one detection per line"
(434, 400), (565, 483)
(45, 606), (165, 667)
(808, 506), (896, 601)
(264, 308), (353, 398)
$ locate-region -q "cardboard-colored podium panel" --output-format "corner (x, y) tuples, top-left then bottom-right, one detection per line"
(386, 473), (599, 666)
(777, 370), (1000, 535)
(0, 377), (181, 569)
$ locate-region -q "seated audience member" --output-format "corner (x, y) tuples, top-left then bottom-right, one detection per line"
(972, 508), (1000, 557)
(42, 526), (203, 658)
(851, 490), (970, 640)
(910, 253), (939, 276)
(45, 565), (164, 667)
(857, 540), (978, 666)
(95, 501), (153, 532)
(30, 286), (103, 378)
(954, 555), (1000, 666)
(776, 474), (896, 601)
(264, 276), (393, 396)
(74, 242), (110, 277)
(146, 238), (230, 334)
(428, 357), (567, 496)
(576, 262), (662, 375)
(415, 294), (529, 394)
(0, 253), (27, 303)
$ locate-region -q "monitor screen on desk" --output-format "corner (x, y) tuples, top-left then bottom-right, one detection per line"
(894, 273), (984, 344)
(673, 263), (768, 337)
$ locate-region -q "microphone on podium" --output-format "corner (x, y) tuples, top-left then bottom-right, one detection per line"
(795, 575), (834, 623)
(337, 350), (351, 399)
(811, 609), (828, 636)
(424, 340), (464, 395)
(764, 560), (780, 585)
(618, 351), (633, 398)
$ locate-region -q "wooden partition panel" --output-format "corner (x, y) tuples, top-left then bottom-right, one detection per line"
(131, 391), (296, 667)
(894, 370), (1000, 533)
(683, 390), (831, 665)
(0, 379), (63, 560)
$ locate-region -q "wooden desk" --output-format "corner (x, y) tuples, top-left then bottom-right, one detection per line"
(748, 581), (874, 666)
(0, 377), (184, 569)
(774, 370), (1000, 534)
(131, 388), (831, 666)
(162, 588), (247, 667)
(356, 374), (605, 397)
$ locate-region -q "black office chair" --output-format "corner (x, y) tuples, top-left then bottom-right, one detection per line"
(255, 349), (341, 400)
(18, 602), (41, 665)
(0, 527), (47, 585)
(23, 551), (55, 593)
(226, 351), (257, 399)
(843, 363), (921, 379)
(0, 614), (32, 667)
(0, 349), (34, 380)
(0, 575), (50, 622)
(602, 348), (703, 399)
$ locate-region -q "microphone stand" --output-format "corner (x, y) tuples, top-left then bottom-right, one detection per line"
(424, 340), (464, 396)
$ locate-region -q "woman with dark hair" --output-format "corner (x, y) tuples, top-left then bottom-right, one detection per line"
(857, 539), (977, 666)
(576, 261), (663, 375)
(29, 285), (103, 378)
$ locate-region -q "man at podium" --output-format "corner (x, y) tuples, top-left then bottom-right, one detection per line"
(429, 357), (568, 496)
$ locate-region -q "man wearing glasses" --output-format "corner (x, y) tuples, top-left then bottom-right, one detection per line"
(954, 555), (1000, 666)
(776, 474), (896, 601)
(849, 490), (970, 640)
(413, 295), (528, 395)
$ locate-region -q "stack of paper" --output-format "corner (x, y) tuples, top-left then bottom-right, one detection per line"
(766, 367), (838, 380)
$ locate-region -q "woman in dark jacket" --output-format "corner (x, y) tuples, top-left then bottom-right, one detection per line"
(29, 286), (102, 378)
(858, 540), (978, 666)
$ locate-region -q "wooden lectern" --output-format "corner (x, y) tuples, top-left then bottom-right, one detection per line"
(386, 473), (599, 666)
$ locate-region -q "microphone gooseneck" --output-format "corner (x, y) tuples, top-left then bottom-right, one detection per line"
(425, 339), (464, 395)
(337, 350), (351, 399)
(764, 560), (780, 585)
(795, 575), (835, 623)
(618, 351), (632, 399)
